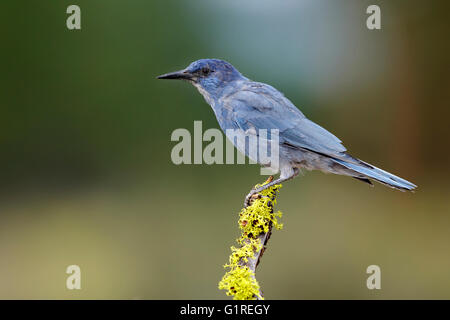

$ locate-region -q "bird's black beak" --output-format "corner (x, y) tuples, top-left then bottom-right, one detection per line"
(157, 69), (192, 80)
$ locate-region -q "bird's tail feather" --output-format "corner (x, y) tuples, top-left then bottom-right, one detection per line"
(332, 158), (417, 191)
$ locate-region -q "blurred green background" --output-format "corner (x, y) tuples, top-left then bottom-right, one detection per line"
(0, 0), (449, 299)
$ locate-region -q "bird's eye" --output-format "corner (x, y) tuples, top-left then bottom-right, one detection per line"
(201, 67), (211, 76)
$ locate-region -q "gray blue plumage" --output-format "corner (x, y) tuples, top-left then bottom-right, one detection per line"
(158, 59), (416, 202)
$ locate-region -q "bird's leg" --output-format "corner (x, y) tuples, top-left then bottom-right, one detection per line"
(245, 168), (299, 207)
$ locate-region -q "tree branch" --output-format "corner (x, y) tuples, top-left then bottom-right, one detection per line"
(218, 176), (283, 300)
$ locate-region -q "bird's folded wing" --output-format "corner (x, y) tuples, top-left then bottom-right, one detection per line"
(224, 83), (355, 162)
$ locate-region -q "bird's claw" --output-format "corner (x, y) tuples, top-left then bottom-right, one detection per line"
(244, 176), (274, 207)
(244, 192), (261, 207)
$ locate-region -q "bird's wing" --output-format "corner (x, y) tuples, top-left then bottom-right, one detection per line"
(224, 81), (351, 161)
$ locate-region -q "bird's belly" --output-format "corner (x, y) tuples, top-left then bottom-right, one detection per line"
(221, 127), (278, 167)
(219, 120), (335, 174)
(281, 146), (341, 173)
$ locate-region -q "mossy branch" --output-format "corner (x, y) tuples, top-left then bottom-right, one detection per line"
(218, 176), (283, 300)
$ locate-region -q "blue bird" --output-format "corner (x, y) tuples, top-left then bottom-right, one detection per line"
(158, 59), (417, 205)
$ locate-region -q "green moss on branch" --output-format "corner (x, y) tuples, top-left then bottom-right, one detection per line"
(219, 178), (283, 300)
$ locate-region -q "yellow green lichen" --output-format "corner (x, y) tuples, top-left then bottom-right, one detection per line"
(218, 180), (283, 300)
(218, 265), (262, 300)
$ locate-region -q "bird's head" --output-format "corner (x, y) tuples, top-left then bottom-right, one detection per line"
(157, 59), (246, 102)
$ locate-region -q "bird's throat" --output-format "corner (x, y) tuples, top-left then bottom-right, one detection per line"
(192, 82), (216, 107)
